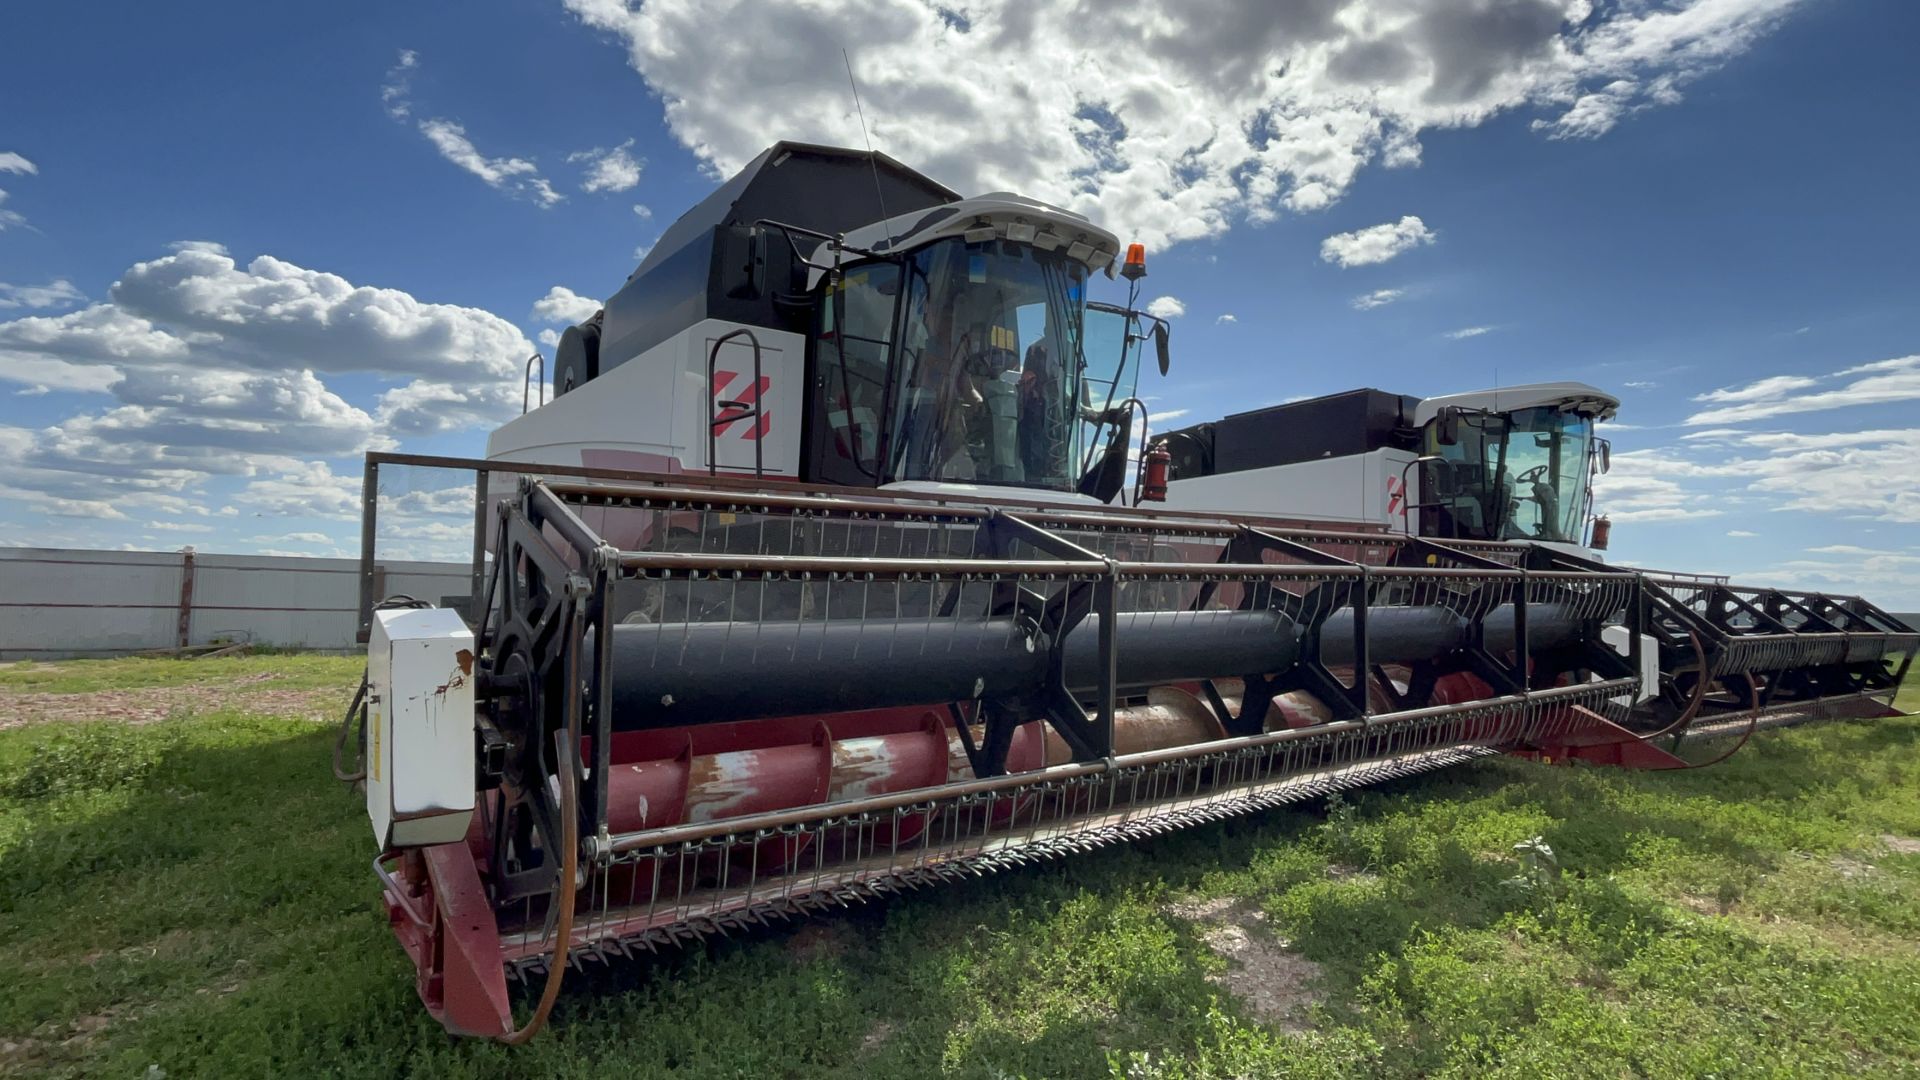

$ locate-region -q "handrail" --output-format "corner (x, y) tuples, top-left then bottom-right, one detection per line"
(705, 328), (765, 479)
(522, 352), (545, 414)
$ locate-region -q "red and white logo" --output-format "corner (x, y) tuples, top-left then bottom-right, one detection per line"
(1386, 475), (1407, 518)
(710, 370), (771, 440)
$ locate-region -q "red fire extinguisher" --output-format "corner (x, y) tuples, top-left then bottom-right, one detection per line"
(1141, 443), (1171, 502)
(1590, 515), (1611, 551)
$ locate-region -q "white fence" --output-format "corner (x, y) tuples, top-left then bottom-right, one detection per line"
(0, 547), (471, 660)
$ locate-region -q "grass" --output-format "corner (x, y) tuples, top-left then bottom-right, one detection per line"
(3, 657), (1920, 1078)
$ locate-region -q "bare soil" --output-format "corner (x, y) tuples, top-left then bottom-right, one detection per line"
(1169, 895), (1323, 1034)
(0, 674), (351, 730)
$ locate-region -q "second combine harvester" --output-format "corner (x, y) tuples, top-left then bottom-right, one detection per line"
(349, 143), (1917, 1039)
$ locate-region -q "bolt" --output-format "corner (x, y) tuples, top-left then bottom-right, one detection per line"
(661, 693), (675, 707)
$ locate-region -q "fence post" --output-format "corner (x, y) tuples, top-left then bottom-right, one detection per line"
(176, 546), (197, 649)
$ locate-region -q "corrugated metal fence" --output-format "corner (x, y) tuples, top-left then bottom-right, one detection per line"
(0, 547), (470, 660)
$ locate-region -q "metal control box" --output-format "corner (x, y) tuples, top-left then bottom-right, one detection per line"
(367, 606), (476, 848)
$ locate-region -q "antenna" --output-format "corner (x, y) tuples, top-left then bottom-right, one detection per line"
(842, 48), (892, 242)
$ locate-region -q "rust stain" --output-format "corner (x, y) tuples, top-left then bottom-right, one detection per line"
(455, 649), (474, 677)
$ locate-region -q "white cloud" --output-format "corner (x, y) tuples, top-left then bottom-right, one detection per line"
(538, 327), (561, 348)
(1726, 529), (1757, 537)
(417, 119), (562, 207)
(1692, 373), (1817, 404)
(530, 286), (601, 324)
(238, 461), (363, 519)
(1622, 379), (1658, 390)
(562, 0), (1802, 247)
(1147, 408), (1189, 424)
(382, 49), (418, 120)
(633, 204), (652, 220)
(1602, 428), (1920, 527)
(1146, 296), (1185, 320)
(1608, 506), (1722, 523)
(1444, 325), (1495, 340)
(0, 245), (531, 516)
(1214, 313), (1236, 325)
(1685, 355), (1920, 425)
(0, 279), (85, 310)
(14, 384), (48, 396)
(1351, 288), (1405, 311)
(1321, 216), (1435, 268)
(569, 139), (644, 193)
(0, 152), (37, 232)
(0, 149), (37, 230)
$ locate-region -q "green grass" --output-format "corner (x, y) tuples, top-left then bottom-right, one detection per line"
(0, 654), (358, 695)
(3, 660), (1919, 1078)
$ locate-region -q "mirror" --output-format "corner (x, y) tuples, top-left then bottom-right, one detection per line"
(1435, 407), (1460, 446)
(718, 224), (766, 299)
(1153, 321), (1170, 376)
(1599, 439), (1611, 474)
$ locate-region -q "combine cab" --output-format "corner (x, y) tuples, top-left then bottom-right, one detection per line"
(345, 144), (1916, 1040)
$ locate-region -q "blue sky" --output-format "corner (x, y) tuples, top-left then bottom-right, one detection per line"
(3, 1), (1919, 602)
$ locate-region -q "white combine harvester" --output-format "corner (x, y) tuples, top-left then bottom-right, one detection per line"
(1154, 383), (1621, 558)
(343, 142), (1916, 1040)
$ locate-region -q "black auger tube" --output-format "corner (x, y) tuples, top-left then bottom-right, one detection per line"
(597, 603), (1589, 730)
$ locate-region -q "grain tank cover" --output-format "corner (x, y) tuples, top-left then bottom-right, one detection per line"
(633, 142), (962, 278)
(595, 142), (962, 380)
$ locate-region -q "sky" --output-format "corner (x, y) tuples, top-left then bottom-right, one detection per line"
(2, 0), (1919, 602)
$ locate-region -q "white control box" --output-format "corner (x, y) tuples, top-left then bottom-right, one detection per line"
(367, 606), (476, 849)
(1602, 625), (1661, 706)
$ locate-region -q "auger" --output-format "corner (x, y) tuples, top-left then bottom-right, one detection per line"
(343, 142), (1916, 1038)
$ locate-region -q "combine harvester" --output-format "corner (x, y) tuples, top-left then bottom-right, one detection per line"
(344, 143), (1916, 1039)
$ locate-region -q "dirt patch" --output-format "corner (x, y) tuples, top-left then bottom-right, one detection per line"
(0, 677), (351, 730)
(1326, 864), (1380, 885)
(1170, 896), (1322, 1034)
(1883, 835), (1920, 855)
(859, 1019), (894, 1054)
(1829, 855), (1878, 880)
(784, 921), (849, 963)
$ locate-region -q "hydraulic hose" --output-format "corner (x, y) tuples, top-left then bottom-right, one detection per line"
(331, 673), (369, 784)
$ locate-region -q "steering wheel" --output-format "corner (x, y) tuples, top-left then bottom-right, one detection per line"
(1515, 464), (1551, 486)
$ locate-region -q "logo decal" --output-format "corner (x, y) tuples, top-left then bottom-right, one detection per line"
(710, 370), (772, 440)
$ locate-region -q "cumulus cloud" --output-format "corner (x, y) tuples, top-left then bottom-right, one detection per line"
(562, 0), (1801, 247)
(1685, 356), (1920, 426)
(530, 286), (601, 324)
(0, 279), (85, 310)
(0, 245), (531, 515)
(1146, 296), (1185, 320)
(1320, 216), (1434, 267)
(418, 119), (563, 207)
(1602, 428), (1920, 528)
(1351, 288), (1405, 311)
(1215, 313), (1237, 325)
(569, 138), (644, 193)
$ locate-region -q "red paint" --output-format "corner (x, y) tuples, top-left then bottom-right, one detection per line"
(711, 370), (772, 440)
